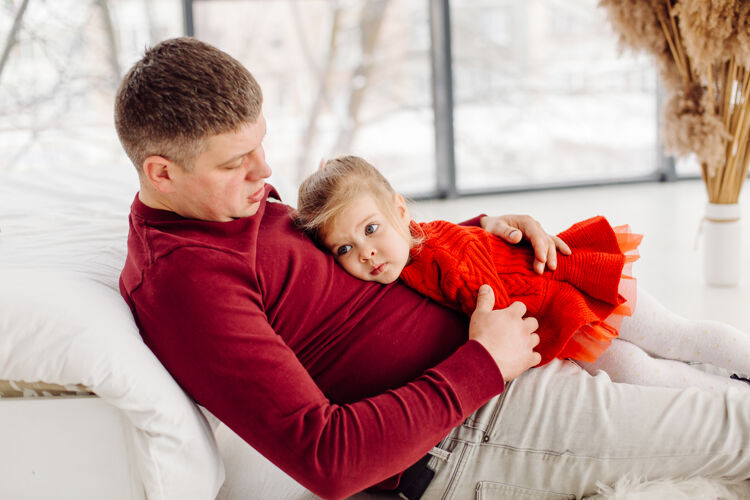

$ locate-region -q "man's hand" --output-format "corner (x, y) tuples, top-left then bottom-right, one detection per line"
(481, 214), (571, 274)
(469, 285), (541, 381)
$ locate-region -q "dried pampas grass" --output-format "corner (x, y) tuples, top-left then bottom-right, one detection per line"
(599, 0), (750, 204)
(677, 0), (740, 72)
(598, 0), (684, 89)
(737, 2), (750, 68)
(598, 1), (668, 57)
(662, 84), (728, 176)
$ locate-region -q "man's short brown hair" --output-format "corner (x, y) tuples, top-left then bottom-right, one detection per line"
(114, 37), (263, 171)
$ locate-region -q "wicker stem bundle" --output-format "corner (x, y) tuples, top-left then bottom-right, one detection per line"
(705, 61), (750, 202)
(656, 1), (693, 84)
(600, 0), (750, 204)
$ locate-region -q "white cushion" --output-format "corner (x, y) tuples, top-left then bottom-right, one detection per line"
(0, 268), (224, 500)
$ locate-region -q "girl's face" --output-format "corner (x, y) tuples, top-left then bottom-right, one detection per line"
(321, 193), (412, 284)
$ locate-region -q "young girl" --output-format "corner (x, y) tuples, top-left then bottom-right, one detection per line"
(296, 155), (750, 391)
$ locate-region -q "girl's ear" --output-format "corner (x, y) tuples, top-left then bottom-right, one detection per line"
(394, 193), (411, 224)
(142, 155), (178, 194)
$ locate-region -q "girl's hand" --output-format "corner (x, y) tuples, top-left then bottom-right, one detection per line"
(481, 214), (571, 274)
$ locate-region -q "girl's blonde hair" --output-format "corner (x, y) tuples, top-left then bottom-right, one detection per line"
(296, 155), (414, 245)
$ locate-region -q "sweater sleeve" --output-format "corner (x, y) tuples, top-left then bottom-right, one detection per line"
(402, 223), (512, 317)
(131, 246), (504, 500)
(435, 240), (512, 317)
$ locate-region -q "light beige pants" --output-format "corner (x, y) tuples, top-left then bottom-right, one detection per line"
(422, 358), (750, 499)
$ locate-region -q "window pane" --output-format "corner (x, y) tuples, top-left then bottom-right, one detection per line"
(0, 0), (183, 173)
(194, 0), (436, 200)
(450, 0), (658, 191)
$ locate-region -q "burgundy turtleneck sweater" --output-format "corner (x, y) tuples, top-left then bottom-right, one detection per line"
(120, 185), (504, 500)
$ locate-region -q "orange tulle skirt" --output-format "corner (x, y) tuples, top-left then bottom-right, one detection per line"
(557, 225), (642, 363)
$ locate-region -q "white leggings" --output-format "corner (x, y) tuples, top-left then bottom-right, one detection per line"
(579, 286), (750, 391)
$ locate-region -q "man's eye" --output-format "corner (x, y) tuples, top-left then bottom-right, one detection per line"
(365, 223), (379, 235)
(336, 245), (352, 256)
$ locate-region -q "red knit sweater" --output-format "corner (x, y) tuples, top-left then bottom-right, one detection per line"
(400, 217), (629, 365)
(120, 186), (504, 499)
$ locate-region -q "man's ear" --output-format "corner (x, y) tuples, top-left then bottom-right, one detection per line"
(394, 193), (411, 223)
(142, 155), (178, 194)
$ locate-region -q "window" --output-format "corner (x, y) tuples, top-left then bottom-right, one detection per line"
(192, 0), (436, 200)
(0, 0), (183, 173)
(450, 0), (659, 192)
(2, 0), (666, 198)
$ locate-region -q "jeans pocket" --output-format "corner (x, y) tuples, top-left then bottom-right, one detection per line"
(475, 481), (575, 500)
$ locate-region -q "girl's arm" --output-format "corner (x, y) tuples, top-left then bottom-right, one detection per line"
(401, 223), (511, 318)
(437, 241), (512, 316)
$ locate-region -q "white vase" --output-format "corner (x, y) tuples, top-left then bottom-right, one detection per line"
(702, 202), (741, 287)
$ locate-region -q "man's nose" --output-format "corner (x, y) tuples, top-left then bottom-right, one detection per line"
(256, 158), (272, 179)
(245, 149), (272, 180)
(246, 160), (271, 180)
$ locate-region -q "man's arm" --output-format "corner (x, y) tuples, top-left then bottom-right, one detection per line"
(134, 246), (508, 500)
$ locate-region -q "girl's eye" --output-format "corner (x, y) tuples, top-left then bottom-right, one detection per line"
(336, 245), (352, 256)
(365, 223), (379, 235)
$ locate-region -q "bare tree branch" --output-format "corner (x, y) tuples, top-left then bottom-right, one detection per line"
(0, 0), (31, 85)
(290, 1), (323, 77)
(333, 0), (391, 154)
(294, 3), (343, 180)
(95, 0), (121, 81)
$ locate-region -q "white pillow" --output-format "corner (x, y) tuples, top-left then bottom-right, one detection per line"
(0, 268), (225, 500)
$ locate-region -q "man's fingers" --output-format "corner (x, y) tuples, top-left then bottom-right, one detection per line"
(508, 300), (527, 317)
(474, 284), (495, 312)
(524, 316), (538, 333)
(483, 216), (571, 275)
(489, 220), (522, 244)
(553, 235), (572, 255)
(531, 352), (542, 367)
(529, 332), (540, 348)
(533, 238), (549, 274)
(534, 259), (544, 275)
(547, 244), (557, 271)
(506, 227), (522, 243)
(533, 235), (567, 274)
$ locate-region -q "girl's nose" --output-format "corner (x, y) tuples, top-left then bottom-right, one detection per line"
(359, 247), (375, 262)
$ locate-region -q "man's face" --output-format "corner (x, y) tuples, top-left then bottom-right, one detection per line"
(169, 114), (271, 222)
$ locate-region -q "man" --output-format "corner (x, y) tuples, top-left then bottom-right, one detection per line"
(117, 38), (750, 500)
